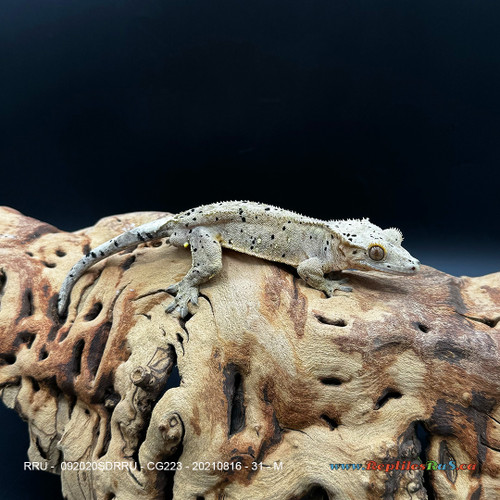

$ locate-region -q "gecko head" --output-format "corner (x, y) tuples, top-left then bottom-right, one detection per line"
(330, 219), (420, 275)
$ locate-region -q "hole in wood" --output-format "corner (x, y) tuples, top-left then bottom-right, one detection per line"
(294, 485), (330, 500)
(84, 302), (103, 321)
(35, 436), (48, 459)
(39, 345), (49, 361)
(223, 364), (246, 437)
(314, 313), (347, 327)
(15, 330), (36, 349)
(374, 388), (402, 410)
(121, 255), (136, 271)
(72, 339), (85, 376)
(0, 269), (6, 304)
(0, 353), (16, 366)
(20, 288), (34, 318)
(320, 377), (343, 386)
(321, 414), (338, 430)
(30, 376), (40, 392)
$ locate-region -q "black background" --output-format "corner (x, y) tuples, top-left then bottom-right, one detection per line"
(1, 1), (499, 498)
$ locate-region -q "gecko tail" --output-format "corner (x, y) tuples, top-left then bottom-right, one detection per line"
(57, 216), (173, 316)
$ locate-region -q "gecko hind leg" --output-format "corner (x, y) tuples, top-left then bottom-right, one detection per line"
(297, 257), (352, 297)
(165, 228), (222, 318)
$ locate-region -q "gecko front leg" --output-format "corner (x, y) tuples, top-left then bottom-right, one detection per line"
(297, 257), (352, 297)
(166, 227), (222, 318)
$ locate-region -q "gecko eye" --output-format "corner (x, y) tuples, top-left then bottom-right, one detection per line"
(368, 245), (385, 261)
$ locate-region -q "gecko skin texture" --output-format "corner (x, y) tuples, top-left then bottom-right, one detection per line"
(58, 201), (420, 318)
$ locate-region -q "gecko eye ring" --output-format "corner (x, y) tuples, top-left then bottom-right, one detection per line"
(368, 245), (385, 261)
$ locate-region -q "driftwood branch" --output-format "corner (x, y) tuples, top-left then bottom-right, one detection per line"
(0, 207), (499, 499)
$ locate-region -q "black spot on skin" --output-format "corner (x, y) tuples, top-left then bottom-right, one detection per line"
(114, 241), (119, 247)
(271, 235), (275, 239)
(265, 207), (270, 211)
(215, 217), (219, 221)
(91, 252), (96, 258)
(137, 233), (145, 241)
(241, 217), (246, 222)
(282, 253), (286, 258)
(250, 246), (254, 250)
(282, 226), (286, 231)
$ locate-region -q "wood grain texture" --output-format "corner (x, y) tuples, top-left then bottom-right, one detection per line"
(0, 207), (499, 499)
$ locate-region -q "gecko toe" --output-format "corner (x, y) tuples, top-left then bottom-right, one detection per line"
(179, 305), (189, 318)
(165, 301), (177, 313)
(166, 284), (179, 295)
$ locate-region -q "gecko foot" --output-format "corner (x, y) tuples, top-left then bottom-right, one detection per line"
(322, 278), (352, 297)
(165, 282), (199, 318)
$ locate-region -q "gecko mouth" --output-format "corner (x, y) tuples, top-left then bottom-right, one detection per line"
(359, 260), (420, 275)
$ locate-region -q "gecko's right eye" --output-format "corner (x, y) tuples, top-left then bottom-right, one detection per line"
(368, 245), (385, 261)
